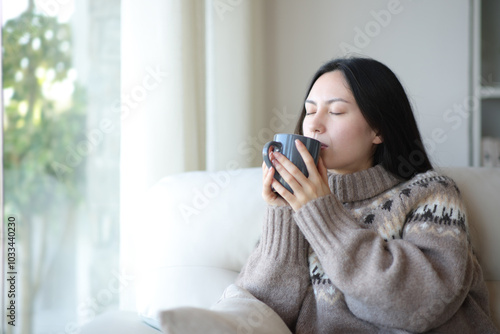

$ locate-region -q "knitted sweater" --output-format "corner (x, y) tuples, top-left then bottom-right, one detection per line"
(236, 165), (498, 333)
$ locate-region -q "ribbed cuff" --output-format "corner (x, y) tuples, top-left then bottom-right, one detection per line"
(293, 194), (358, 257)
(258, 205), (309, 265)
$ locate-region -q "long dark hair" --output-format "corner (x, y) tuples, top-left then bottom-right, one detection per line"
(294, 57), (433, 180)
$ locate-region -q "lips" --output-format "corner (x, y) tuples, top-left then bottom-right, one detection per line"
(320, 143), (329, 149)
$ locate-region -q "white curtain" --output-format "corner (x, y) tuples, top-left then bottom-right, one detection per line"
(120, 0), (266, 309)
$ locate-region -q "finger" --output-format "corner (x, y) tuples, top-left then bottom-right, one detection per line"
(262, 151), (276, 173)
(295, 140), (320, 179)
(271, 177), (293, 201)
(317, 156), (329, 184)
(262, 167), (277, 201)
(272, 152), (307, 191)
(263, 165), (276, 191)
(262, 161), (268, 182)
(273, 149), (308, 182)
(264, 165), (284, 199)
(271, 178), (303, 211)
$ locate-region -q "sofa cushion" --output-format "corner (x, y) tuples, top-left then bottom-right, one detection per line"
(159, 284), (291, 334)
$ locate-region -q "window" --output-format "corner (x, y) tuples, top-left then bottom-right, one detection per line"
(2, 1), (121, 332)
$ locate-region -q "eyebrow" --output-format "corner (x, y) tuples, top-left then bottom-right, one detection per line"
(305, 98), (349, 105)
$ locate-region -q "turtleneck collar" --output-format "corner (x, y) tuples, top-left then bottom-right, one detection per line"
(328, 164), (403, 203)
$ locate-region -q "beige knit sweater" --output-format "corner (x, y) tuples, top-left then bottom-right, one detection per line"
(236, 165), (498, 333)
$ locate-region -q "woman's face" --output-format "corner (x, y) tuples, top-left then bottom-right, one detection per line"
(302, 70), (382, 174)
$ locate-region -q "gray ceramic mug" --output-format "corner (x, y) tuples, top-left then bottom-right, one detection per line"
(262, 133), (321, 194)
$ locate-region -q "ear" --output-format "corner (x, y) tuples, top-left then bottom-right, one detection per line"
(372, 133), (383, 145)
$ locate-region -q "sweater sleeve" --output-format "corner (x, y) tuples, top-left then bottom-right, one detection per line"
(293, 181), (474, 333)
(236, 205), (311, 331)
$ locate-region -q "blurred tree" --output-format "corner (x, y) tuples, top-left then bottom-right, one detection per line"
(2, 0), (86, 333)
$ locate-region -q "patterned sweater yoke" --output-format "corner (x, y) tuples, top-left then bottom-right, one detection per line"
(236, 165), (499, 334)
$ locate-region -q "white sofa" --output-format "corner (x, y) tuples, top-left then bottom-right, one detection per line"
(81, 167), (500, 333)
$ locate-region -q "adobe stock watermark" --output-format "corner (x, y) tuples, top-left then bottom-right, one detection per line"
(237, 107), (297, 163)
(178, 106), (296, 223)
(213, 0), (244, 21)
(50, 66), (167, 180)
(397, 74), (498, 178)
(35, 0), (73, 17)
(339, 0), (404, 55)
(235, 298), (278, 334)
(51, 269), (134, 334)
(397, 97), (473, 178)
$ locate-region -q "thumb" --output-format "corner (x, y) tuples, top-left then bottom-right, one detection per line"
(317, 156), (328, 184)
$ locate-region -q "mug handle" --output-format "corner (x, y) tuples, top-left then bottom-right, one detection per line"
(262, 141), (282, 168)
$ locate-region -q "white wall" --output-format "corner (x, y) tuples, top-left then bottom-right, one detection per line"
(262, 0), (471, 167)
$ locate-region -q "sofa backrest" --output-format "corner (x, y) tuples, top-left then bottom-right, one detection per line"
(136, 168), (265, 320)
(439, 167), (500, 327)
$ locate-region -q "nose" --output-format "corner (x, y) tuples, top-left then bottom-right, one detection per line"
(305, 112), (326, 135)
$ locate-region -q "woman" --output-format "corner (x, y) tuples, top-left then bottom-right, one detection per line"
(236, 57), (498, 333)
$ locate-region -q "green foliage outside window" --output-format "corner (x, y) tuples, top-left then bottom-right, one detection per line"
(3, 4), (86, 213)
(2, 2), (87, 333)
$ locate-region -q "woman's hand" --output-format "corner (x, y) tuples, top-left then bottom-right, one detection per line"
(270, 139), (331, 211)
(262, 157), (289, 207)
